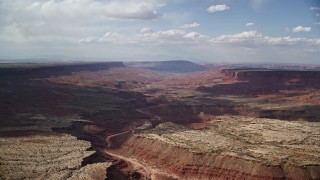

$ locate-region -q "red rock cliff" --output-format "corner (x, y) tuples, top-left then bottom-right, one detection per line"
(221, 69), (320, 83)
(111, 135), (320, 180)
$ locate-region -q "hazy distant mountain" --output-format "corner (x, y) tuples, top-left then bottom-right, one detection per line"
(146, 60), (205, 73)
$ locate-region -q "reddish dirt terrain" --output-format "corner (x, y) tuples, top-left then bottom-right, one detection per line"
(1, 61), (320, 179)
(198, 68), (320, 105)
(48, 67), (167, 90)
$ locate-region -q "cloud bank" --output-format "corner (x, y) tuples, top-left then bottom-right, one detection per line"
(79, 29), (320, 48)
(0, 0), (164, 43)
(212, 30), (320, 47)
(0, 0), (319, 63)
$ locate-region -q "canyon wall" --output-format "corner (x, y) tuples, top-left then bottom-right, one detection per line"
(111, 135), (320, 180)
(144, 104), (320, 122)
(221, 69), (320, 84)
(0, 62), (125, 78)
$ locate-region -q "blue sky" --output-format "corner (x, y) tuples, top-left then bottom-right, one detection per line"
(0, 0), (319, 64)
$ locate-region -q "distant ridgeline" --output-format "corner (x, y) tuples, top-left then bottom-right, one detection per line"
(221, 68), (320, 83)
(0, 62), (124, 78)
(146, 60), (205, 73)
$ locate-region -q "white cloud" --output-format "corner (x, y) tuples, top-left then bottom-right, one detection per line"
(317, 13), (320, 16)
(139, 29), (208, 44)
(180, 22), (200, 29)
(104, 32), (120, 38)
(184, 32), (202, 40)
(80, 29), (320, 48)
(292, 26), (312, 33)
(207, 4), (230, 13)
(310, 7), (320, 11)
(0, 0), (319, 64)
(79, 29), (209, 45)
(211, 30), (320, 47)
(212, 30), (263, 45)
(0, 0), (165, 43)
(145, 29), (184, 39)
(266, 37), (320, 46)
(315, 22), (320, 25)
(103, 32), (121, 41)
(79, 37), (99, 43)
(140, 28), (154, 34)
(79, 31), (128, 44)
(23, 0), (163, 20)
(245, 22), (254, 27)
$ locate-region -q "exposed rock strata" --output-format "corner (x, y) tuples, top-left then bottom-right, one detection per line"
(0, 134), (111, 180)
(221, 69), (320, 84)
(143, 103), (320, 122)
(68, 162), (112, 180)
(111, 116), (320, 179)
(0, 62), (124, 78)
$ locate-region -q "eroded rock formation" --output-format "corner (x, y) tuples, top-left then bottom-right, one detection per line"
(110, 116), (320, 179)
(221, 69), (320, 84)
(0, 134), (111, 180)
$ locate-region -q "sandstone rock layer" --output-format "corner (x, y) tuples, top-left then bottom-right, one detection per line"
(0, 133), (111, 180)
(111, 116), (320, 180)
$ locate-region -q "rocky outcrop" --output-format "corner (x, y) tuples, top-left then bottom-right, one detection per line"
(0, 134), (111, 180)
(143, 103), (320, 122)
(221, 69), (320, 84)
(112, 135), (320, 179)
(0, 62), (125, 79)
(110, 116), (320, 180)
(68, 162), (112, 180)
